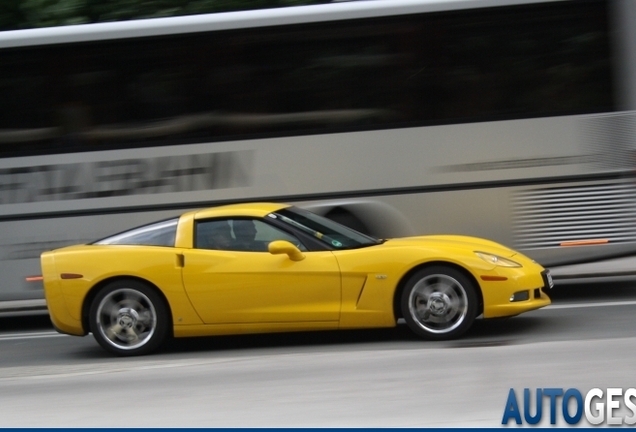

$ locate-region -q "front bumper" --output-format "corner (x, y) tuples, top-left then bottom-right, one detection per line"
(480, 268), (552, 318)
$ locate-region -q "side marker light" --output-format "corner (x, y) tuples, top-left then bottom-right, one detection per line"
(25, 275), (44, 282)
(480, 275), (508, 281)
(560, 239), (608, 247)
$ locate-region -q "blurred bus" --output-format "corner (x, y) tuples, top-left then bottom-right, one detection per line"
(1, 0), (635, 304)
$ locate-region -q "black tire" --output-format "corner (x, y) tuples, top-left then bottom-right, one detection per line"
(400, 266), (478, 340)
(89, 279), (169, 356)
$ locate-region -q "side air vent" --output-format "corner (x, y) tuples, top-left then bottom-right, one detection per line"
(512, 181), (636, 249)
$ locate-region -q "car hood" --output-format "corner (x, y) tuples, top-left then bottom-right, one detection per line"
(383, 235), (517, 257)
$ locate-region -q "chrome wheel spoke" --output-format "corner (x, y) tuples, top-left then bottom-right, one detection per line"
(100, 299), (119, 319)
(123, 327), (140, 343)
(408, 273), (469, 334)
(105, 323), (124, 341)
(136, 310), (153, 326)
(413, 283), (434, 300)
(96, 287), (157, 351)
(419, 309), (431, 321)
(436, 280), (457, 298)
(448, 296), (464, 313)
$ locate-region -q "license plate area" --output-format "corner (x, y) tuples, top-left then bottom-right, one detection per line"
(542, 269), (554, 289)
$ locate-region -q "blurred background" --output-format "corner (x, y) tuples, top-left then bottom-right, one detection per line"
(1, 0), (636, 310)
(3, 1), (636, 427)
(0, 0), (332, 31)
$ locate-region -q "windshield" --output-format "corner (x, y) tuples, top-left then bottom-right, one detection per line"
(270, 207), (381, 250)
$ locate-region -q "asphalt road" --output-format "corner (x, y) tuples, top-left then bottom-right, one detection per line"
(1, 283), (635, 427)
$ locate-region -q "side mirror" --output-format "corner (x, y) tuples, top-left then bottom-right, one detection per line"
(268, 240), (305, 261)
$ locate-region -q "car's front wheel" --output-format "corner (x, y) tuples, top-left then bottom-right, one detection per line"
(400, 266), (478, 340)
(89, 279), (169, 356)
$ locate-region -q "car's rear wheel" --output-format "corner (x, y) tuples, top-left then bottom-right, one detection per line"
(400, 266), (478, 340)
(89, 280), (169, 356)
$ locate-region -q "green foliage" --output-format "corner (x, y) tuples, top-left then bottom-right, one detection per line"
(0, 0), (332, 31)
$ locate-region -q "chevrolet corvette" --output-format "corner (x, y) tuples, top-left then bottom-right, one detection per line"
(41, 202), (552, 356)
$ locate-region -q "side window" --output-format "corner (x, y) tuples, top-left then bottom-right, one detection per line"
(196, 219), (234, 250)
(247, 220), (307, 252)
(196, 218), (306, 252)
(93, 218), (178, 247)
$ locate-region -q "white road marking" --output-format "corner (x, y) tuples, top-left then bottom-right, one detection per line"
(544, 300), (636, 310)
(0, 332), (66, 341)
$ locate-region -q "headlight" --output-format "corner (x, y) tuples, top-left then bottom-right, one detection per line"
(475, 251), (522, 268)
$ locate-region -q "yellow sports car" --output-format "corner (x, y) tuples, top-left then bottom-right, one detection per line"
(41, 202), (552, 356)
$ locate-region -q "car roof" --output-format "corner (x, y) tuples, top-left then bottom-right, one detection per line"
(190, 202), (291, 220)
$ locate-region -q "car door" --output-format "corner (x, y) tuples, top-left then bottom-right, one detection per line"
(182, 218), (341, 324)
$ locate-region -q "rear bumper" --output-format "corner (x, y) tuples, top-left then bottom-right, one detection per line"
(41, 252), (86, 336)
(46, 285), (87, 336)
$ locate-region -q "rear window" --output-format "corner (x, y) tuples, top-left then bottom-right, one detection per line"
(93, 218), (178, 247)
